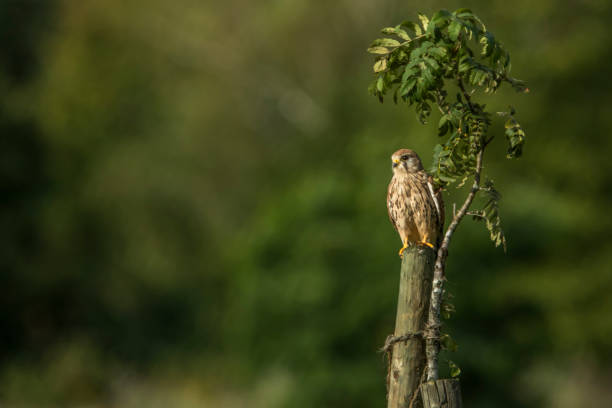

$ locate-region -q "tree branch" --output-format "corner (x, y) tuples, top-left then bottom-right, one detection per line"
(457, 77), (475, 113)
(425, 147), (484, 381)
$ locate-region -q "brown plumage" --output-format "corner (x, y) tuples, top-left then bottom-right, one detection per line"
(387, 149), (444, 256)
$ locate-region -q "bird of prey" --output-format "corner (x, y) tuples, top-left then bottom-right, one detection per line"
(387, 149), (444, 257)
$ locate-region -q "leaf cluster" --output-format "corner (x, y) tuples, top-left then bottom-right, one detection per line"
(470, 179), (507, 250)
(368, 9), (527, 102)
(367, 9), (527, 188)
(367, 8), (528, 249)
(499, 108), (526, 158)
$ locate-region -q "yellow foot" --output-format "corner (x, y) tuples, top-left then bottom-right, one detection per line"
(418, 240), (435, 249)
(398, 242), (409, 257)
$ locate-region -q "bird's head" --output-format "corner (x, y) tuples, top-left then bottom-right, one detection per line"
(391, 149), (424, 174)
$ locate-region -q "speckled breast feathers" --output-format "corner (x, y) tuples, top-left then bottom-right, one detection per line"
(387, 149), (444, 255)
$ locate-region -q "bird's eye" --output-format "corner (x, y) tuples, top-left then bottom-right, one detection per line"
(401, 155), (409, 161)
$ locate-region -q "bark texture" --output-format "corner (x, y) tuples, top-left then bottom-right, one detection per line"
(420, 379), (463, 408)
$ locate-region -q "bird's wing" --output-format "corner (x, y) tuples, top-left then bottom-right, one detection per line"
(387, 178), (399, 232)
(427, 175), (445, 228)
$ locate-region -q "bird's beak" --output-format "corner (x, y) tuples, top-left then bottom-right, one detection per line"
(392, 159), (399, 168)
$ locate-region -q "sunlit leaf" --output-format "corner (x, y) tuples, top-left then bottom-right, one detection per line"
(449, 360), (461, 377)
(373, 58), (387, 72)
(382, 26), (411, 41)
(418, 13), (429, 31)
(376, 76), (384, 92)
(371, 38), (401, 47)
(367, 46), (390, 55)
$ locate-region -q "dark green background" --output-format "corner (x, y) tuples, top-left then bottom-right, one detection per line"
(2, 1), (611, 407)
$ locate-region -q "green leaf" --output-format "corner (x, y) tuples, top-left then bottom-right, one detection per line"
(402, 66), (417, 81)
(438, 115), (450, 136)
(373, 58), (387, 72)
(441, 334), (458, 352)
(418, 13), (430, 31)
(431, 143), (443, 162)
(449, 360), (461, 378)
(367, 46), (390, 55)
(458, 56), (472, 73)
(428, 47), (447, 58)
(431, 9), (452, 26)
(480, 32), (495, 56)
(396, 28), (411, 41)
(422, 66), (434, 85)
(381, 26), (411, 41)
(438, 174), (456, 184)
(479, 180), (508, 251)
(438, 115), (448, 128)
(371, 38), (401, 47)
(448, 20), (462, 41)
(412, 50), (425, 63)
(424, 56), (440, 70)
(376, 76), (384, 92)
(399, 79), (416, 97)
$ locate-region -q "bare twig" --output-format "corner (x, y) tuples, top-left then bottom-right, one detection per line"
(425, 148), (485, 381)
(466, 211), (486, 220)
(434, 91), (451, 115)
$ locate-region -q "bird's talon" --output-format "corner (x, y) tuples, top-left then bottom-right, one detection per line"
(420, 241), (435, 249)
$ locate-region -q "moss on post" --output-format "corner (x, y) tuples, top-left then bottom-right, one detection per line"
(386, 246), (435, 408)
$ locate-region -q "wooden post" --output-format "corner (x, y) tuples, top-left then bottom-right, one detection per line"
(420, 379), (463, 408)
(386, 246), (435, 408)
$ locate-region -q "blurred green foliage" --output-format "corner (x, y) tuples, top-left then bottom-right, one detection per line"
(1, 1), (612, 407)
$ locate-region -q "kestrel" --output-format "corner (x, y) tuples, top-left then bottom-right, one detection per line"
(387, 149), (444, 257)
